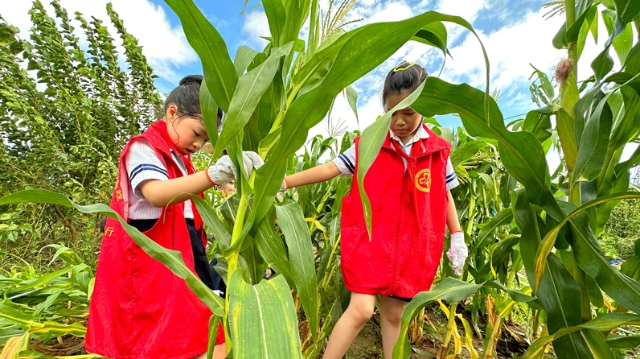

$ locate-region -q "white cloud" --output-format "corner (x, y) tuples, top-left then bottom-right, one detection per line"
(441, 9), (566, 91)
(367, 1), (413, 24)
(0, 0), (196, 84)
(241, 11), (270, 49)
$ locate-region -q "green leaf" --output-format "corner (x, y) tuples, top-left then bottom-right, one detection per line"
(262, 0), (286, 47)
(252, 12), (490, 229)
(206, 314), (222, 359)
(234, 46), (259, 77)
(281, 0), (311, 46)
(514, 190), (587, 358)
(569, 211), (640, 313)
(254, 216), (293, 285)
(275, 202), (319, 340)
(356, 80), (425, 236)
(190, 195), (231, 251)
(228, 272), (302, 359)
(200, 79), (220, 147)
(606, 334), (640, 348)
(345, 85), (358, 123)
(522, 313), (640, 358)
(573, 99), (613, 181)
(0, 190), (225, 316)
(411, 22), (448, 55)
(214, 43), (293, 160)
(449, 140), (489, 167)
(393, 278), (483, 358)
(613, 0), (640, 24)
(165, 0), (237, 111)
(413, 78), (549, 205)
(476, 208), (513, 249)
(534, 191), (640, 293)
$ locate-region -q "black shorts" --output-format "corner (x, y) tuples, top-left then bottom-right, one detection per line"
(388, 295), (412, 303)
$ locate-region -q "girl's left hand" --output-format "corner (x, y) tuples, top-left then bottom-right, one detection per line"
(447, 231), (468, 276)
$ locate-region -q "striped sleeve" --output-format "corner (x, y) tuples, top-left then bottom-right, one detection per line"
(445, 158), (459, 190)
(331, 145), (356, 177)
(125, 140), (169, 199)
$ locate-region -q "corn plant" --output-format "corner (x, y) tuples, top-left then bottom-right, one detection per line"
(0, 245), (100, 358)
(1, 1), (495, 357)
(393, 1), (640, 358)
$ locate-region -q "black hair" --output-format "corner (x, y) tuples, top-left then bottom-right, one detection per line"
(164, 75), (223, 128)
(164, 75), (203, 117)
(382, 61), (428, 106)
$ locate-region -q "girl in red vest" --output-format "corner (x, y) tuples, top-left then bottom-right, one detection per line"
(282, 62), (468, 358)
(85, 75), (263, 359)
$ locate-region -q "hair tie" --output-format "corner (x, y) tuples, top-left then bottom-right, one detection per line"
(393, 62), (415, 72)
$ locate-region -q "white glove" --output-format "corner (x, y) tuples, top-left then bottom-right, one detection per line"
(278, 179), (288, 193)
(207, 151), (264, 185)
(447, 231), (468, 276)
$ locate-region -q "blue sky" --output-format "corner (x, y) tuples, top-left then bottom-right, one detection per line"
(1, 0), (608, 137)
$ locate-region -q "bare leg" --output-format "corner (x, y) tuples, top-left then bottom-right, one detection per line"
(322, 293), (376, 359)
(379, 296), (407, 359)
(190, 344), (226, 359)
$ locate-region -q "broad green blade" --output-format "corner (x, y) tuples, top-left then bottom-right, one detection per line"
(234, 46), (259, 77)
(393, 278), (483, 358)
(613, 0), (640, 23)
(275, 202), (319, 340)
(356, 81), (425, 237)
(262, 0), (286, 46)
(521, 313), (640, 358)
(190, 195), (231, 251)
(214, 43), (293, 160)
(254, 216), (294, 285)
(228, 272), (302, 359)
(450, 140), (489, 167)
(533, 191), (640, 291)
(476, 208), (513, 249)
(573, 100), (613, 181)
(251, 12), (490, 228)
(513, 189), (589, 359)
(569, 210), (640, 313)
(200, 79), (220, 147)
(165, 0), (237, 111)
(412, 77), (548, 205)
(0, 190), (224, 316)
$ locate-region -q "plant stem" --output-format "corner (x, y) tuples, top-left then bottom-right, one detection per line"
(223, 172), (255, 351)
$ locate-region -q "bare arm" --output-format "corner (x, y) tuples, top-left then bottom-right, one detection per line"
(139, 171), (214, 207)
(446, 191), (462, 233)
(285, 162), (341, 189)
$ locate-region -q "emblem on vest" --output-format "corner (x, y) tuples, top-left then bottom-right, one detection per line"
(415, 168), (431, 192)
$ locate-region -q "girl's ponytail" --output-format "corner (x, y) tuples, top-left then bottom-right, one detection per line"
(382, 61), (427, 106)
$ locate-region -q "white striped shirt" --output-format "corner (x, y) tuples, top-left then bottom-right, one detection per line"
(125, 139), (194, 219)
(332, 126), (459, 191)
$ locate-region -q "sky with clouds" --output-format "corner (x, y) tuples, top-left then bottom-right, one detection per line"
(1, 0), (634, 168)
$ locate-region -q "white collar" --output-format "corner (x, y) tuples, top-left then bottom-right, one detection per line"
(389, 124), (429, 147)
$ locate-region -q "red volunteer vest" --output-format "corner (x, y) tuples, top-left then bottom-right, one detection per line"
(340, 125), (451, 298)
(85, 121), (222, 359)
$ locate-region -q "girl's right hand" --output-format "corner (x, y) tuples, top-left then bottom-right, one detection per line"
(207, 152), (264, 185)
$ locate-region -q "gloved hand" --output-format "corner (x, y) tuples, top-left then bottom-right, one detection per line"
(278, 179), (288, 193)
(447, 231), (468, 276)
(207, 151), (264, 185)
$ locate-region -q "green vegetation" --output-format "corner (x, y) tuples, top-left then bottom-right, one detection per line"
(1, 0), (640, 358)
(0, 0), (161, 269)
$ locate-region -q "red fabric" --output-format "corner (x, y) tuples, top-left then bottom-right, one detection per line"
(340, 124), (451, 298)
(85, 121), (224, 359)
